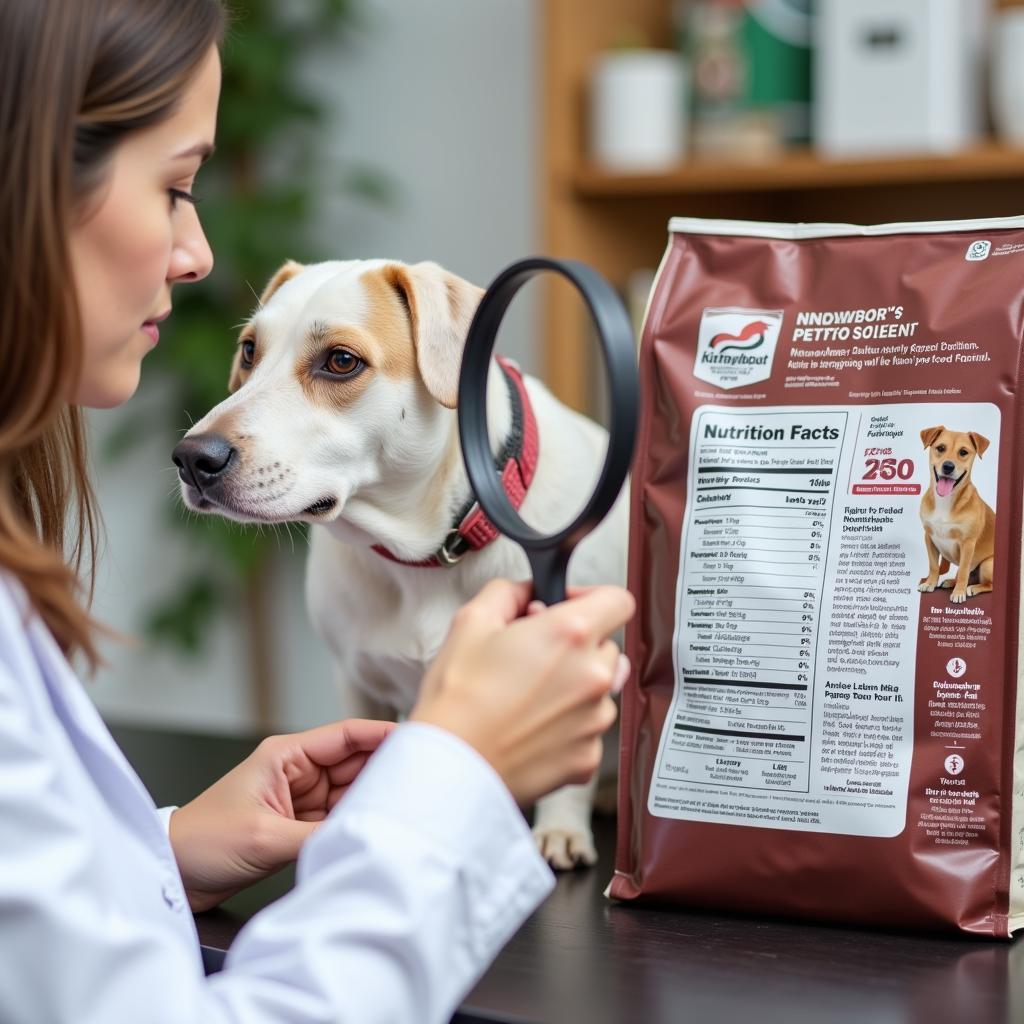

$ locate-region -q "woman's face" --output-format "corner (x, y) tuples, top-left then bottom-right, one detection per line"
(70, 45), (221, 409)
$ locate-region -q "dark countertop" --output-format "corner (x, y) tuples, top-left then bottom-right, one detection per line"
(112, 724), (1023, 1024)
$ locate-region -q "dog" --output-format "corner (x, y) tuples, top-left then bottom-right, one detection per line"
(171, 258), (629, 869)
(917, 425), (994, 604)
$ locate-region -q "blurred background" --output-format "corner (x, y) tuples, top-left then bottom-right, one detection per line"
(90, 0), (1024, 738)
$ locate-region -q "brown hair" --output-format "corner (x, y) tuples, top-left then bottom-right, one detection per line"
(0, 0), (225, 668)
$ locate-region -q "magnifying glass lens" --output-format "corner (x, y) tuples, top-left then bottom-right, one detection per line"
(457, 258), (639, 605)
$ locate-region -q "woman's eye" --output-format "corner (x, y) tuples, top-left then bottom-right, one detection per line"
(325, 349), (363, 377)
(240, 339), (255, 367)
(169, 187), (200, 210)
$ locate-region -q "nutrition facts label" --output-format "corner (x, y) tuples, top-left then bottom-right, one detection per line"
(660, 409), (848, 794)
(649, 402), (1004, 836)
(651, 399), (1003, 831)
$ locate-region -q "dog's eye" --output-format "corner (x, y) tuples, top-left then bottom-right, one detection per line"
(935, 444), (946, 453)
(325, 348), (363, 377)
(240, 339), (255, 368)
(959, 448), (969, 458)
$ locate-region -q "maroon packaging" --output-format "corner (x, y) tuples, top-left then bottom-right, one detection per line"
(611, 217), (1024, 936)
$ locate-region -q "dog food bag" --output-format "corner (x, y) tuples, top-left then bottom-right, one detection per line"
(611, 216), (1024, 935)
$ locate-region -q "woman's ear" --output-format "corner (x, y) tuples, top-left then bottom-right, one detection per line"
(383, 261), (483, 408)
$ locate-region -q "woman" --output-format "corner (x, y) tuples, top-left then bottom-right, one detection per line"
(0, 2), (634, 1021)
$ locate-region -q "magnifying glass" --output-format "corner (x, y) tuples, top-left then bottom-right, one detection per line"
(457, 257), (639, 606)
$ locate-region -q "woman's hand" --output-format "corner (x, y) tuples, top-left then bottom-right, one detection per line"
(411, 580), (635, 807)
(169, 718), (396, 912)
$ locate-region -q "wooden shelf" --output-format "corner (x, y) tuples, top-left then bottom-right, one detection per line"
(573, 143), (1024, 197)
(541, 0), (1024, 412)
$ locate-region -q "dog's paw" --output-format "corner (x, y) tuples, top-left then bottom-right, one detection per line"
(917, 581), (936, 593)
(533, 825), (598, 870)
(950, 589), (968, 604)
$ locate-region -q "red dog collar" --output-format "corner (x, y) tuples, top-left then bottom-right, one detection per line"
(371, 355), (538, 568)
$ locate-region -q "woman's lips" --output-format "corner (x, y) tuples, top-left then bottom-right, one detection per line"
(141, 309), (170, 345)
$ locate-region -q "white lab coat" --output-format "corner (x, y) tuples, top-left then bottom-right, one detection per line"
(0, 573), (553, 1023)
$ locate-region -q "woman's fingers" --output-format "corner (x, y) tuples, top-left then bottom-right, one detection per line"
(534, 585), (636, 646)
(410, 583), (635, 807)
(612, 653), (631, 696)
(325, 750), (372, 787)
(452, 578), (534, 634)
(529, 594), (631, 689)
(286, 718), (396, 771)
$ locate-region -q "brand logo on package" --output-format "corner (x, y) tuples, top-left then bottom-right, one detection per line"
(693, 308), (784, 390)
(965, 240), (991, 262)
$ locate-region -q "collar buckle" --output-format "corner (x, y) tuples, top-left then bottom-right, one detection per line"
(371, 358), (537, 569)
(438, 529), (469, 566)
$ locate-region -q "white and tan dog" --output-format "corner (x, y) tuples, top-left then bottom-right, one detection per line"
(172, 258), (628, 868)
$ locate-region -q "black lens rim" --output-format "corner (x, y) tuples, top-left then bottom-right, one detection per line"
(457, 257), (638, 591)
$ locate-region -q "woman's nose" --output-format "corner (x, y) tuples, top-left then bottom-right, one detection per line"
(168, 208), (214, 284)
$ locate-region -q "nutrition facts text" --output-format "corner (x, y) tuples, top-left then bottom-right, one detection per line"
(665, 409), (849, 792)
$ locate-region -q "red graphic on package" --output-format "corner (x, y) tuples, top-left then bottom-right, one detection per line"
(710, 320), (771, 352)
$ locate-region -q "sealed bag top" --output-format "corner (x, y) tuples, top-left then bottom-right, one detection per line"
(612, 216), (1024, 936)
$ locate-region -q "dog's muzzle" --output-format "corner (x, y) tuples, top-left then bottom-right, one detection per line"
(172, 432), (236, 494)
(934, 466), (966, 499)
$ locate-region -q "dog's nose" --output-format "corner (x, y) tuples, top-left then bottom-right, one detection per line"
(942, 460), (956, 475)
(172, 433), (236, 491)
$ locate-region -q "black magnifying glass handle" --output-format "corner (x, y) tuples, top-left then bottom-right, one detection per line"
(458, 257), (639, 605)
(527, 547), (572, 606)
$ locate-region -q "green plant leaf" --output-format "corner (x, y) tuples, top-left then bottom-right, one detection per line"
(144, 574), (226, 655)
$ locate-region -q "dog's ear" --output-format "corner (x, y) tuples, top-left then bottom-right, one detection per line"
(968, 432), (990, 458)
(920, 426), (945, 449)
(383, 261), (484, 409)
(259, 259), (304, 307)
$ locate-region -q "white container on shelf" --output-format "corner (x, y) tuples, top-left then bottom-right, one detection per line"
(991, 8), (1024, 145)
(589, 50), (687, 171)
(814, 0), (989, 157)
